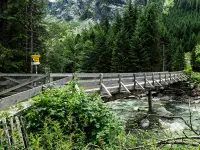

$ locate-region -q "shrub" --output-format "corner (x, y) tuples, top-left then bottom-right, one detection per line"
(24, 81), (124, 149)
(192, 44), (200, 71)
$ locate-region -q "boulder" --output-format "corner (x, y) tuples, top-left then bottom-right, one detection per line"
(141, 119), (150, 128)
(156, 107), (173, 117)
(160, 96), (172, 101)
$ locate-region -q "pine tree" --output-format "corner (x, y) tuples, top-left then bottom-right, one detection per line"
(111, 0), (139, 72)
(130, 1), (163, 72)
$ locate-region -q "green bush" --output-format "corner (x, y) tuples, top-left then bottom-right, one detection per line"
(191, 72), (200, 82)
(24, 81), (124, 149)
(184, 65), (192, 76)
(29, 118), (72, 150)
(192, 44), (200, 71)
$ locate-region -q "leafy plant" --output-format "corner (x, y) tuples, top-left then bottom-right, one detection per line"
(24, 81), (124, 149)
(29, 118), (72, 150)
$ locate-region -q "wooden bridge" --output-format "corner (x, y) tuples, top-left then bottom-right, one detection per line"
(0, 71), (188, 148)
(0, 71), (187, 109)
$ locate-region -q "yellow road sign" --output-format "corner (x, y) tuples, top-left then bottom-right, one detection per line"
(31, 55), (40, 65)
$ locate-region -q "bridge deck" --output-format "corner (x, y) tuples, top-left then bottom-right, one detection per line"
(0, 71), (187, 109)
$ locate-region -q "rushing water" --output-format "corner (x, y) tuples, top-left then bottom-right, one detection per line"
(107, 97), (200, 136)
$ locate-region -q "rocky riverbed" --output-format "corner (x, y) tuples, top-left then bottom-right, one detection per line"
(106, 93), (200, 138)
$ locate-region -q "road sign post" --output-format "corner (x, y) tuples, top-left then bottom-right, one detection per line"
(31, 55), (40, 74)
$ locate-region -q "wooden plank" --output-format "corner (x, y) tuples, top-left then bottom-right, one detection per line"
(0, 80), (11, 86)
(172, 77), (177, 82)
(2, 76), (33, 88)
(15, 116), (25, 148)
(146, 79), (154, 88)
(0, 76), (47, 96)
(20, 116), (29, 148)
(118, 74), (122, 92)
(152, 73), (155, 86)
(103, 73), (119, 78)
(161, 79), (168, 85)
(85, 88), (100, 93)
(154, 80), (163, 87)
(0, 86), (42, 109)
(134, 73), (136, 90)
(144, 73), (147, 88)
(2, 118), (11, 146)
(10, 117), (16, 145)
(50, 73), (73, 78)
(0, 77), (72, 109)
(50, 76), (72, 86)
(0, 74), (45, 77)
(170, 73), (172, 81)
(120, 82), (131, 93)
(159, 73), (161, 83)
(99, 73), (103, 94)
(135, 80), (145, 90)
(101, 83), (112, 97)
(0, 92), (19, 97)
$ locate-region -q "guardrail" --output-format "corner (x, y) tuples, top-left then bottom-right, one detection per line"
(0, 71), (187, 109)
(0, 71), (188, 149)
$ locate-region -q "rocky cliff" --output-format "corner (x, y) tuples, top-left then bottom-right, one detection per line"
(48, 0), (146, 22)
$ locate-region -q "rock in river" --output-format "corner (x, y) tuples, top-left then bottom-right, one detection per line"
(156, 107), (173, 117)
(141, 119), (150, 128)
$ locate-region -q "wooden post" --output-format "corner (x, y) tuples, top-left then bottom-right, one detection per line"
(118, 74), (122, 92)
(73, 73), (77, 80)
(134, 73), (136, 90)
(2, 118), (11, 146)
(170, 72), (172, 81)
(165, 73), (167, 82)
(144, 73), (146, 88)
(20, 116), (29, 148)
(45, 73), (50, 84)
(15, 116), (25, 147)
(50, 75), (53, 83)
(179, 73), (182, 80)
(148, 90), (153, 113)
(174, 73), (176, 80)
(100, 73), (103, 94)
(159, 73), (161, 83)
(152, 73), (155, 86)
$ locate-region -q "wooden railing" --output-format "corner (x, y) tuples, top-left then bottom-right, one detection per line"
(0, 71), (187, 109)
(0, 71), (188, 148)
(50, 71), (187, 96)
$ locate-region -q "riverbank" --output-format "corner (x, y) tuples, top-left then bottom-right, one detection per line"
(107, 88), (200, 140)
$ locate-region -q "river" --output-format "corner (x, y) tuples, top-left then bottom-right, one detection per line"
(107, 96), (200, 138)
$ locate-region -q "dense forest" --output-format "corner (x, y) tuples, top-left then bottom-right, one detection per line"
(1, 0), (200, 73)
(2, 1), (200, 150)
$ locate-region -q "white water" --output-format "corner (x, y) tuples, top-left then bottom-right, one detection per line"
(107, 98), (200, 135)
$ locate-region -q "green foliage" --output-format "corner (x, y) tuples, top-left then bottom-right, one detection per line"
(191, 72), (200, 81)
(192, 44), (200, 71)
(29, 118), (72, 150)
(0, 0), (46, 73)
(79, 1), (167, 73)
(24, 81), (124, 149)
(44, 21), (82, 73)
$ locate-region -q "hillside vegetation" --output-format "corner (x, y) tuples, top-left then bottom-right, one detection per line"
(2, 0), (200, 73)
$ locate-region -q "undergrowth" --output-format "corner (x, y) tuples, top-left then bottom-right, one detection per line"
(24, 81), (126, 149)
(0, 81), (199, 149)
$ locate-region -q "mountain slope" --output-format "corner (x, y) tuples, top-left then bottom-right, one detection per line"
(48, 0), (146, 22)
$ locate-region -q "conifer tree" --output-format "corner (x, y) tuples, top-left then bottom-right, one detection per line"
(131, 1), (163, 72)
(111, 0), (138, 72)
